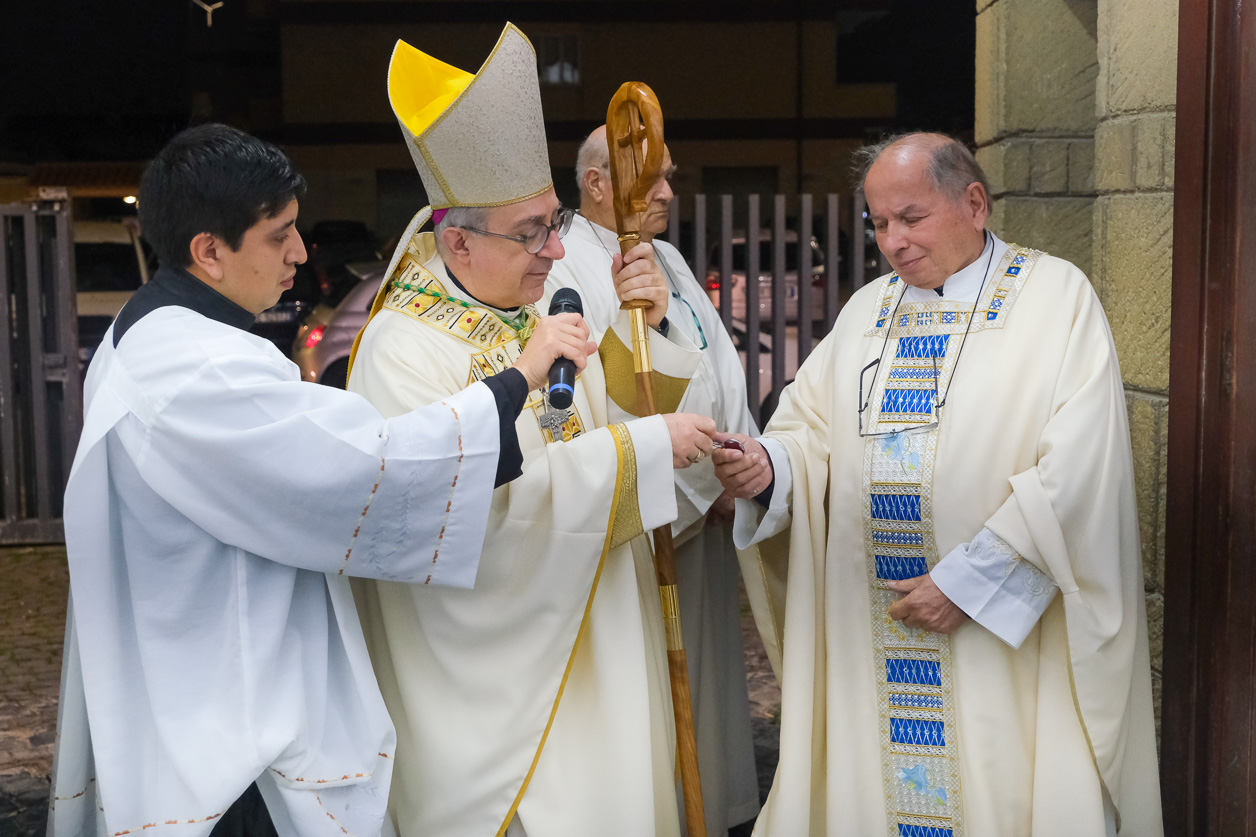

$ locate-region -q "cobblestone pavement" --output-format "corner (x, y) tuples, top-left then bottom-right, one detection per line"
(0, 545), (67, 836)
(0, 547), (783, 836)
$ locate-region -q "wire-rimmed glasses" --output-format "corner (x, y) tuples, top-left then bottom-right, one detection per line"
(857, 353), (945, 438)
(463, 207), (575, 254)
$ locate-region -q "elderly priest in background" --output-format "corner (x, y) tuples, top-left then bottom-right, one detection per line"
(348, 25), (717, 837)
(546, 124), (762, 837)
(48, 123), (560, 836)
(713, 132), (1163, 837)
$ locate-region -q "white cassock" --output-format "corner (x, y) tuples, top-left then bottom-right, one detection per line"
(546, 214), (761, 836)
(50, 301), (500, 836)
(347, 225), (703, 837)
(734, 233), (1163, 836)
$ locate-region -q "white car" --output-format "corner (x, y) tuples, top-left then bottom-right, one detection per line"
(74, 219), (151, 365)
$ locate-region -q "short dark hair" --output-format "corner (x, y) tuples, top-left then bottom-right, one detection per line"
(138, 123), (307, 267)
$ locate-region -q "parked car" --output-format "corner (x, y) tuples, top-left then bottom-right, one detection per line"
(74, 219), (152, 366)
(292, 261), (385, 388)
(703, 231), (826, 325)
(304, 219), (380, 304)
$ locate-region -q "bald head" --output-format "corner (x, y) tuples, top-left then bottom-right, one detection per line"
(575, 124), (675, 240)
(859, 132), (990, 290)
(576, 125), (611, 196)
(854, 132), (990, 206)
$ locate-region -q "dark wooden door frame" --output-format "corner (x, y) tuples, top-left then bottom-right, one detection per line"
(1162, 0), (1256, 832)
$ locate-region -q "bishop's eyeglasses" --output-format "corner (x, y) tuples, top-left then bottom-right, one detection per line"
(462, 207), (575, 255)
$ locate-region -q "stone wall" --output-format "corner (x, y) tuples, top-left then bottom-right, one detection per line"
(975, 0), (1098, 274)
(975, 0), (1176, 735)
(1093, 0), (1177, 729)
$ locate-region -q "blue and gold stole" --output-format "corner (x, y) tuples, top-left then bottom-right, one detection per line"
(861, 245), (1040, 837)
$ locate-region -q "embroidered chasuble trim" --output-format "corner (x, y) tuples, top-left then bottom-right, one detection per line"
(864, 245), (1044, 338)
(494, 422), (638, 836)
(598, 326), (689, 416)
(861, 245), (1042, 837)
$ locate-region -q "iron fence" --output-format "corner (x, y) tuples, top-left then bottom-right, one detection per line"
(1, 201), (82, 543)
(660, 192), (885, 424)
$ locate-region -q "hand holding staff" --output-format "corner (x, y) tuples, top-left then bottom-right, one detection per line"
(606, 80), (708, 837)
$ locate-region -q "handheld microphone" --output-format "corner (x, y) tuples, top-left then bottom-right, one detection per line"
(545, 288), (583, 409)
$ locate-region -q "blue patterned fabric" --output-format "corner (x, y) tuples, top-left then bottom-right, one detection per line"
(886, 658), (941, 686)
(890, 718), (947, 747)
(875, 555), (930, 580)
(872, 530), (925, 548)
(895, 334), (950, 359)
(871, 493), (922, 521)
(881, 389), (935, 415)
(899, 825), (953, 837)
(889, 693), (944, 710)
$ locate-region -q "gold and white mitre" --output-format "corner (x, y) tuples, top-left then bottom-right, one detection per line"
(388, 23), (553, 210)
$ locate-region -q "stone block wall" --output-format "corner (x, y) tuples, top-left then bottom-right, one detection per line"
(975, 0), (1098, 274)
(976, 0), (1176, 738)
(1092, 0), (1177, 729)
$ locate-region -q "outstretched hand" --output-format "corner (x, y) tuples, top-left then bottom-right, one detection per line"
(663, 413), (718, 470)
(886, 574), (968, 634)
(710, 432), (773, 499)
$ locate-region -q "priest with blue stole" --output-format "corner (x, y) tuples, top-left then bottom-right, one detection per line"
(347, 24), (718, 837)
(713, 133), (1163, 836)
(48, 124), (552, 836)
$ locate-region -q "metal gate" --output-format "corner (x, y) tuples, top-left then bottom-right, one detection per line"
(0, 200), (82, 543)
(661, 192), (885, 424)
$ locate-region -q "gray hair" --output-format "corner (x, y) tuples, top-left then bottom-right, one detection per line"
(852, 132), (990, 204)
(433, 204), (491, 258)
(575, 129), (610, 196)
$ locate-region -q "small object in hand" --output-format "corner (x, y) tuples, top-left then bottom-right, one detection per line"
(712, 438), (745, 453)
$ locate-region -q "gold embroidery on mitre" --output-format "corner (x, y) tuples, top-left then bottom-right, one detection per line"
(607, 423), (643, 549)
(598, 326), (689, 416)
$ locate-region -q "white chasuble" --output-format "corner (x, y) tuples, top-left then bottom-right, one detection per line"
(547, 217), (761, 835)
(50, 307), (500, 837)
(348, 231), (700, 837)
(738, 248), (1162, 836)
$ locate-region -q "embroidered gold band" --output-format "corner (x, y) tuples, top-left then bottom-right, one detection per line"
(598, 327), (689, 416)
(659, 584), (684, 651)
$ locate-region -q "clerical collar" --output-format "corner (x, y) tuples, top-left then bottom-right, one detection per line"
(575, 212), (621, 255)
(442, 270), (521, 318)
(112, 263), (255, 347)
(901, 232), (1007, 304)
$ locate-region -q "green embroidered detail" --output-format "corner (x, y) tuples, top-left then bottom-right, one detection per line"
(396, 281), (539, 348)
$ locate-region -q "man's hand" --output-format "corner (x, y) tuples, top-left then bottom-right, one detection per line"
(886, 574), (969, 634)
(711, 432), (773, 499)
(705, 490), (736, 527)
(513, 313), (597, 391)
(612, 242), (669, 328)
(663, 413), (718, 469)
